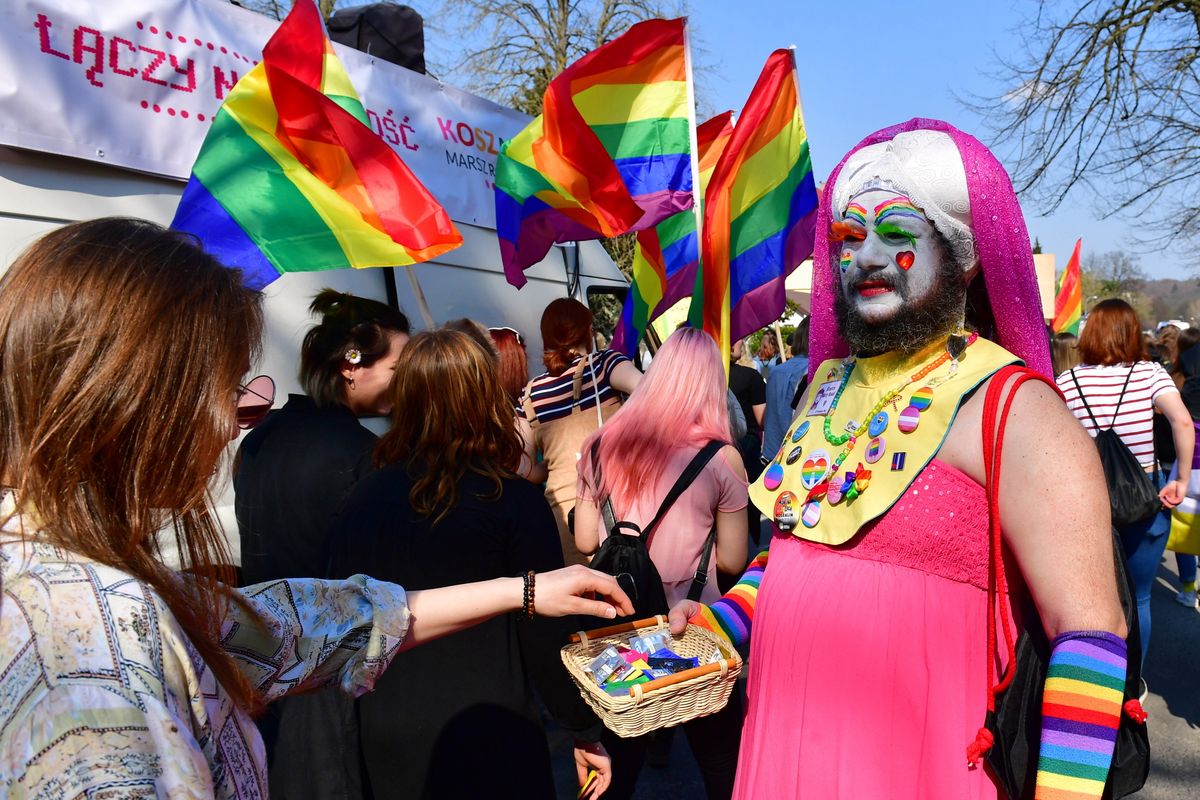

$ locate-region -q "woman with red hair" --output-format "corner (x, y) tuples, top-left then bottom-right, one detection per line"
(520, 298), (642, 565)
(1057, 298), (1194, 669)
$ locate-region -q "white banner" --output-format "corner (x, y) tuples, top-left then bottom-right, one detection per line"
(0, 0), (529, 228)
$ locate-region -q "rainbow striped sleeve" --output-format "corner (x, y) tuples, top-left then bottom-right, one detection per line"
(1034, 631), (1127, 800)
(690, 548), (768, 647)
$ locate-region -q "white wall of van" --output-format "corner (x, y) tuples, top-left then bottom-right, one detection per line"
(0, 144), (628, 564)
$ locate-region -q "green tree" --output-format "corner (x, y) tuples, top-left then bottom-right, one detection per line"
(977, 2), (1200, 249)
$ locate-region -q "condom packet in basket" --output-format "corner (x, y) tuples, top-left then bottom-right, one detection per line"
(584, 646), (624, 686)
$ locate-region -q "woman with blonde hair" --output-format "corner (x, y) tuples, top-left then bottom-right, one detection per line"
(0, 218), (630, 797)
(327, 328), (613, 799)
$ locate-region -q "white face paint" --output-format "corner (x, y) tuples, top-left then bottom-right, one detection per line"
(834, 189), (944, 326)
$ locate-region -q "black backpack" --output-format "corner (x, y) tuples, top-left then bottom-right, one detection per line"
(1069, 368), (1162, 528)
(587, 440), (725, 617)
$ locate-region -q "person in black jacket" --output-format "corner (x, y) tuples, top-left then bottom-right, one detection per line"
(233, 288), (410, 798)
(327, 328), (612, 800)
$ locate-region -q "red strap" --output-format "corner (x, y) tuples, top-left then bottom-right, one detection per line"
(980, 365), (1065, 710)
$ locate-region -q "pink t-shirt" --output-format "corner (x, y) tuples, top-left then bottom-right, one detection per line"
(578, 444), (748, 606)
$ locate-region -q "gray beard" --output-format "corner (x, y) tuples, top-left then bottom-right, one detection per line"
(834, 257), (968, 356)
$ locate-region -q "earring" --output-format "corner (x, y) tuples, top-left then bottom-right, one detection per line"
(349, 378), (356, 391)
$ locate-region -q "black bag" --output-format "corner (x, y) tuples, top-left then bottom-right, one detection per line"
(588, 440), (724, 616)
(1069, 368), (1162, 527)
(327, 4), (427, 74)
(981, 367), (1150, 799)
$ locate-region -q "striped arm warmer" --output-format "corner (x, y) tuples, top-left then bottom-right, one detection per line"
(1034, 630), (1127, 800)
(689, 548), (768, 647)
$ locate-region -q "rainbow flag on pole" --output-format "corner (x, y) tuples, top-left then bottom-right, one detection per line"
(611, 112), (734, 355)
(171, 0), (461, 290)
(701, 48), (817, 364)
(1053, 238), (1083, 335)
(495, 18), (695, 288)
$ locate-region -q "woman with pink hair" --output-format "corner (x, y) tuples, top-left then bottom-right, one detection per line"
(574, 326), (748, 800)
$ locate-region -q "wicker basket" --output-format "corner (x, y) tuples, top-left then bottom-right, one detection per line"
(560, 615), (742, 738)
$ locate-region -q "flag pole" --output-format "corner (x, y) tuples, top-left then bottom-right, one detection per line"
(402, 266), (436, 329)
(681, 18), (713, 351)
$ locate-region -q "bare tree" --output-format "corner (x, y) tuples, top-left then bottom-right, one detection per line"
(433, 0), (672, 114)
(975, 2), (1200, 246)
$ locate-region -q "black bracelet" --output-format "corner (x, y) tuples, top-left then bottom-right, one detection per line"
(521, 570), (536, 619)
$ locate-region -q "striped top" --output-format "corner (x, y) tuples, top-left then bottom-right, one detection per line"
(522, 349), (631, 425)
(1057, 361), (1179, 468)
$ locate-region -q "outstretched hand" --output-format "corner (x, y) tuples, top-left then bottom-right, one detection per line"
(574, 740), (611, 798)
(668, 599), (701, 635)
(537, 564), (634, 619)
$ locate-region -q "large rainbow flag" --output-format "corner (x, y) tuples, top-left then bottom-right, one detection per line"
(611, 112), (734, 355)
(171, 0), (461, 290)
(1053, 238), (1083, 335)
(701, 49), (817, 363)
(495, 18), (695, 288)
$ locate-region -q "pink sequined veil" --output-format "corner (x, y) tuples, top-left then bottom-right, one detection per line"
(808, 118), (1053, 380)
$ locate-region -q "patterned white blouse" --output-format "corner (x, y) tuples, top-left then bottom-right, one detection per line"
(0, 493), (410, 799)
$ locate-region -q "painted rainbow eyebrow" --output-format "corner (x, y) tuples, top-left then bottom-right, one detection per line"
(873, 196), (925, 225)
(844, 202), (868, 226)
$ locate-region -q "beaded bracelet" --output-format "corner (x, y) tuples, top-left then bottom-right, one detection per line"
(521, 570), (536, 619)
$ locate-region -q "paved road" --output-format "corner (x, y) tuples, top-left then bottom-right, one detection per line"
(550, 556), (1200, 798)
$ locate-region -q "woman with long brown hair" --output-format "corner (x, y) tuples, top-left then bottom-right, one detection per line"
(327, 328), (613, 799)
(1057, 298), (1193, 671)
(0, 219), (629, 797)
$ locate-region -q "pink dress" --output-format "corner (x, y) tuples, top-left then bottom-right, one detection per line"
(735, 458), (1010, 798)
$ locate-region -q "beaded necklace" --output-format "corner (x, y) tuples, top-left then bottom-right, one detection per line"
(804, 332), (979, 507)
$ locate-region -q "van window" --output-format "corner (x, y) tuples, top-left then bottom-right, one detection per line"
(586, 285), (626, 348)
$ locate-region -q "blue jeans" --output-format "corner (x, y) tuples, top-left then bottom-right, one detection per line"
(1117, 469), (1171, 665)
(1177, 553), (1198, 586)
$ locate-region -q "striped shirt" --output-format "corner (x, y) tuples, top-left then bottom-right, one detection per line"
(522, 349), (631, 425)
(1057, 361), (1180, 468)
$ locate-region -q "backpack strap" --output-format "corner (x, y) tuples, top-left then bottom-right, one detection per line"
(687, 522), (720, 602)
(1068, 365), (1135, 432)
(972, 365), (1063, 749)
(641, 440), (727, 542)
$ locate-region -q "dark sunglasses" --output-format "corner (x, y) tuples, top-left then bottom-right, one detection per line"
(488, 326), (525, 346)
(236, 375), (276, 430)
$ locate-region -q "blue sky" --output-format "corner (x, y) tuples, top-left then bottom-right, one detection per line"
(683, 0), (1181, 280)
(414, 0), (1184, 280)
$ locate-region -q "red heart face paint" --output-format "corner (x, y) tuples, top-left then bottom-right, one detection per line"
(896, 250), (915, 270)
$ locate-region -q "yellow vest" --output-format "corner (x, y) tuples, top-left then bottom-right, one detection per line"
(750, 336), (1019, 545)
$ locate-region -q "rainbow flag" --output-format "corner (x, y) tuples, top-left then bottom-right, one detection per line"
(171, 0), (461, 290)
(495, 18), (695, 288)
(611, 112), (734, 355)
(701, 49), (817, 364)
(1053, 238), (1083, 335)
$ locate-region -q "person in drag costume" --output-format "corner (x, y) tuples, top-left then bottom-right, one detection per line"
(670, 120), (1132, 799)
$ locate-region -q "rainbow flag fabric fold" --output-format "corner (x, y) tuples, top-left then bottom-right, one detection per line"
(1053, 238), (1083, 336)
(495, 18), (695, 288)
(171, 0), (461, 290)
(612, 112), (734, 355)
(701, 49), (817, 361)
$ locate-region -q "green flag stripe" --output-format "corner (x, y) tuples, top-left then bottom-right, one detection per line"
(192, 110), (351, 271)
(592, 117), (691, 161)
(729, 144), (812, 257)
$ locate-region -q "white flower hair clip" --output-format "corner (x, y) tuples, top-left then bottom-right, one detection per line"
(345, 348), (362, 365)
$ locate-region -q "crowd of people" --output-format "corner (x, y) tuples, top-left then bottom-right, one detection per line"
(0, 118), (1194, 800)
